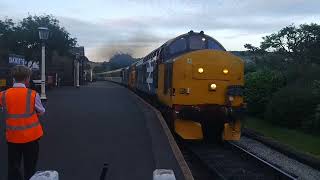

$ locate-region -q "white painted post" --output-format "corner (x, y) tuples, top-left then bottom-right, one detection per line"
(90, 69), (93, 82)
(40, 43), (47, 100)
(55, 73), (58, 87)
(76, 60), (80, 88)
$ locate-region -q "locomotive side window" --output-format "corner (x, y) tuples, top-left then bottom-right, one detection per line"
(169, 38), (187, 54)
(208, 39), (225, 51)
(189, 35), (206, 50)
(163, 63), (173, 95)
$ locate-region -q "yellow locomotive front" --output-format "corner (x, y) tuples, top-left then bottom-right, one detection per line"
(157, 31), (245, 142)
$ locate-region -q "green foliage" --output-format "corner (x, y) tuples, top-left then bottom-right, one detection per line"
(244, 62), (257, 74)
(244, 44), (259, 52)
(93, 64), (109, 73)
(109, 53), (136, 70)
(285, 64), (320, 85)
(0, 15), (77, 63)
(260, 23), (320, 65)
(245, 117), (320, 157)
(245, 70), (286, 115)
(265, 85), (320, 133)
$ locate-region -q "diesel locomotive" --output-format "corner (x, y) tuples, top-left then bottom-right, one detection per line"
(99, 31), (245, 141)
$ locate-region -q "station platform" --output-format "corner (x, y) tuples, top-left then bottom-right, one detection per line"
(0, 81), (191, 180)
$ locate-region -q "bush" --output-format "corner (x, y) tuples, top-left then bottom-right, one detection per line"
(265, 85), (320, 132)
(314, 105), (320, 133)
(245, 70), (286, 115)
(285, 64), (320, 85)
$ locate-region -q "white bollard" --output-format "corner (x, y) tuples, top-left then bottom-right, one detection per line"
(30, 171), (59, 180)
(153, 169), (176, 180)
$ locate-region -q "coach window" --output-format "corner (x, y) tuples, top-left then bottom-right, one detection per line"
(169, 38), (187, 54)
(208, 39), (225, 51)
(189, 35), (206, 50)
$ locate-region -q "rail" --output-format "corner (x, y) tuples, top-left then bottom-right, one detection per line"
(177, 139), (298, 180)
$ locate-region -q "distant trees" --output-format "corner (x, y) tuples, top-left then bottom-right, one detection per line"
(93, 62), (110, 73)
(0, 15), (81, 86)
(261, 24), (320, 65)
(93, 53), (137, 73)
(244, 23), (320, 134)
(108, 53), (136, 70)
(245, 23), (320, 65)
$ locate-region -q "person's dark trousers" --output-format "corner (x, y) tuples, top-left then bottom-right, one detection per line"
(7, 140), (39, 180)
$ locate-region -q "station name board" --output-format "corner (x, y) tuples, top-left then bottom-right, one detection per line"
(9, 54), (25, 65)
(8, 54), (40, 70)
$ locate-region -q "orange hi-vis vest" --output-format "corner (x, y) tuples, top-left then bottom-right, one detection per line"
(1, 88), (43, 143)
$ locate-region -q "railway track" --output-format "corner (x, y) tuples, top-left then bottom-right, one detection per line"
(136, 91), (299, 180)
(177, 138), (298, 180)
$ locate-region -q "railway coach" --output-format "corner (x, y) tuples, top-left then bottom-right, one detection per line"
(105, 31), (245, 142)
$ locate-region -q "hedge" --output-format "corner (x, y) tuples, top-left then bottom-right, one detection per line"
(244, 70), (286, 115)
(264, 85), (320, 133)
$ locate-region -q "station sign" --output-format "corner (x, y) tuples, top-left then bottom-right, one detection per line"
(8, 54), (25, 65)
(26, 61), (40, 70)
(8, 54), (40, 71)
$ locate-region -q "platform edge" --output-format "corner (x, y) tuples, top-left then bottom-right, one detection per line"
(130, 91), (194, 180)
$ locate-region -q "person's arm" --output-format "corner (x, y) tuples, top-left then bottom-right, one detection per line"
(35, 93), (45, 116)
(0, 91), (2, 108)
(0, 91), (4, 114)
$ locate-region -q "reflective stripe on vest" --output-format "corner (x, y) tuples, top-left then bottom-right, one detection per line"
(3, 89), (36, 118)
(6, 121), (41, 131)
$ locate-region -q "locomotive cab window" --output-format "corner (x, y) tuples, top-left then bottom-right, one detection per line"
(189, 35), (206, 50)
(169, 38), (187, 54)
(208, 39), (225, 51)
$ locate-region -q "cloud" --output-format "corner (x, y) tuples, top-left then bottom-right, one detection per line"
(0, 2), (6, 10)
(88, 43), (157, 62)
(86, 32), (167, 61)
(58, 16), (169, 61)
(2, 0), (320, 62)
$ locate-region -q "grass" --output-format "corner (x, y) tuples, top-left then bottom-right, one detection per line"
(244, 117), (320, 159)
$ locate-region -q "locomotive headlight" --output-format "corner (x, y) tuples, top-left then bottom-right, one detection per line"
(223, 69), (229, 74)
(229, 96), (234, 102)
(198, 68), (204, 74)
(209, 83), (217, 91)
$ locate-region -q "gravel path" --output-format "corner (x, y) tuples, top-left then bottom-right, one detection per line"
(233, 136), (320, 180)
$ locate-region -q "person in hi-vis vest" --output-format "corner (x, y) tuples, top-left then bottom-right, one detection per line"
(0, 65), (45, 180)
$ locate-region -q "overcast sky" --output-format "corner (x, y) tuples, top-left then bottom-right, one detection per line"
(1, 0), (319, 62)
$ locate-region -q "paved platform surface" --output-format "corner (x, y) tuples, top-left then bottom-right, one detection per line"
(0, 81), (185, 180)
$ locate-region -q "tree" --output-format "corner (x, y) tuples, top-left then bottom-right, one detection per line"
(93, 62), (111, 73)
(109, 53), (136, 70)
(245, 70), (286, 115)
(0, 15), (77, 65)
(244, 44), (259, 53)
(243, 23), (320, 133)
(0, 19), (15, 55)
(16, 15), (77, 62)
(260, 23), (320, 64)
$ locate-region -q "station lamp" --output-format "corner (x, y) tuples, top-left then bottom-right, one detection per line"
(38, 27), (49, 100)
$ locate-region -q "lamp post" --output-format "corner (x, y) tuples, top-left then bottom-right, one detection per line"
(75, 53), (80, 88)
(38, 27), (49, 100)
(90, 69), (93, 82)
